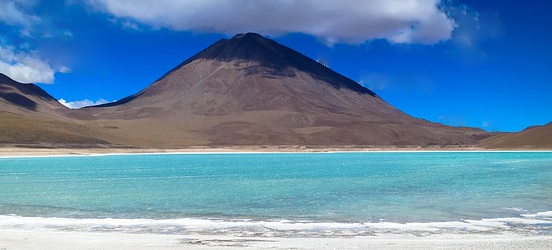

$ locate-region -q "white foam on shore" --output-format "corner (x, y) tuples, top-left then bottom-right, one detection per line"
(1, 211), (550, 235)
(1, 150), (551, 159)
(0, 151), (311, 159)
(524, 211), (552, 217)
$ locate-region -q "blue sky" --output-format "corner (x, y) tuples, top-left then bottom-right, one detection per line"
(0, 0), (551, 132)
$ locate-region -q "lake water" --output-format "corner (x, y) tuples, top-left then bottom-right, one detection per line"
(1, 152), (551, 236)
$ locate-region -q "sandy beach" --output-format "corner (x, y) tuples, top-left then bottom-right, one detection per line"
(0, 145), (493, 157)
(0, 228), (550, 250)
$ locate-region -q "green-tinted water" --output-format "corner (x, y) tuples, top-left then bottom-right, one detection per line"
(1, 152), (551, 221)
(1, 152), (551, 235)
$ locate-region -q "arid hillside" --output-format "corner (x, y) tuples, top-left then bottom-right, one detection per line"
(0, 74), (108, 147)
(83, 33), (488, 147)
(2, 33), (495, 148)
(482, 122), (552, 149)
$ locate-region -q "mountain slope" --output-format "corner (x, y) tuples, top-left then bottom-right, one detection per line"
(0, 73), (67, 117)
(482, 122), (552, 149)
(0, 74), (108, 147)
(85, 33), (488, 147)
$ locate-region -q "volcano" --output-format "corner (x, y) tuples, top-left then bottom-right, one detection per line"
(83, 33), (487, 147)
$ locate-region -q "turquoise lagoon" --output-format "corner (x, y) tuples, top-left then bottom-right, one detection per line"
(0, 152), (551, 236)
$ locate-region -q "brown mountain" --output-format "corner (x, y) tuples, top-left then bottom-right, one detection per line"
(482, 122), (552, 149)
(0, 73), (67, 116)
(0, 73), (108, 147)
(83, 33), (488, 147)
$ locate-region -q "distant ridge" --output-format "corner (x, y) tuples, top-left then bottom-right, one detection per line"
(0, 73), (109, 147)
(0, 73), (63, 113)
(482, 122), (552, 149)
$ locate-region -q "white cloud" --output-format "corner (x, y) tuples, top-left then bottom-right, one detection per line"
(58, 98), (112, 109)
(0, 45), (71, 84)
(62, 30), (74, 37)
(0, 0), (39, 27)
(0, 45), (58, 83)
(88, 0), (457, 44)
(121, 20), (140, 31)
(0, 2), (72, 84)
(59, 66), (71, 73)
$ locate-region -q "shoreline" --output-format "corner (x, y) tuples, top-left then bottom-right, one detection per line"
(1, 211), (552, 248)
(1, 145), (551, 157)
(1, 211), (551, 235)
(1, 209), (551, 249)
(0, 228), (551, 250)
